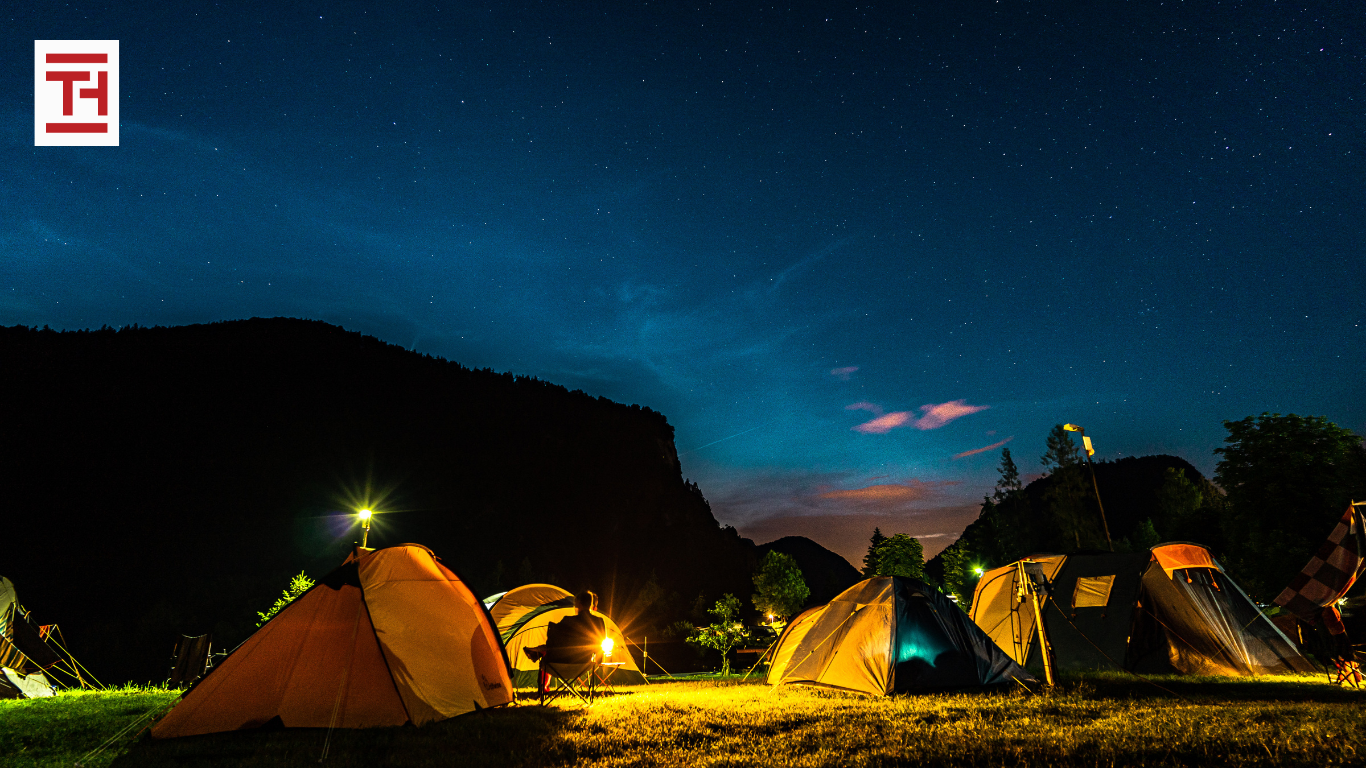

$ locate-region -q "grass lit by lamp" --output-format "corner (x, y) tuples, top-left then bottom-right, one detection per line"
(9, 672), (1363, 767)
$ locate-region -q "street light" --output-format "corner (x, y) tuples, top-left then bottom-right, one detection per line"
(1062, 424), (1113, 551)
(358, 509), (373, 548)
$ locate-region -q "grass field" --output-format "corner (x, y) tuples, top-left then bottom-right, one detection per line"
(2, 674), (1363, 767)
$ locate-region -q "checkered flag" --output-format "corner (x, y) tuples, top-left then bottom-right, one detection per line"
(1275, 505), (1366, 623)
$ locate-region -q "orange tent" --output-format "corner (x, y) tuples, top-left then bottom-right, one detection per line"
(152, 544), (512, 738)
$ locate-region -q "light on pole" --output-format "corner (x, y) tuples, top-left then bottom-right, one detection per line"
(358, 509), (373, 548)
(1062, 424), (1113, 551)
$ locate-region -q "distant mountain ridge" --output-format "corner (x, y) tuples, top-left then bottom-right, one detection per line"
(0, 318), (756, 683)
(756, 536), (862, 608)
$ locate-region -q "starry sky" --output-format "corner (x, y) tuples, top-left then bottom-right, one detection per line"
(5, 1), (1364, 568)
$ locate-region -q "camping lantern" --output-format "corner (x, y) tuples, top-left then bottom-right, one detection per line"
(600, 636), (614, 659)
(358, 509), (373, 548)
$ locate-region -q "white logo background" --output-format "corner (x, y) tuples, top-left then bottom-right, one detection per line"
(35, 40), (120, 147)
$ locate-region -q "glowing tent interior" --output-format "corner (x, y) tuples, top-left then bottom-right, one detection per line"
(484, 583), (644, 686)
(152, 544), (513, 739)
(969, 543), (1316, 676)
(766, 576), (1032, 695)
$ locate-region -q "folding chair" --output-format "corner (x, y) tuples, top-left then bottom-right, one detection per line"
(168, 634), (213, 688)
(540, 654), (600, 705)
(1329, 648), (1363, 689)
(539, 617), (604, 705)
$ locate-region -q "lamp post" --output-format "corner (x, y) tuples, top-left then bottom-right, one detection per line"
(1062, 424), (1113, 551)
(358, 509), (373, 548)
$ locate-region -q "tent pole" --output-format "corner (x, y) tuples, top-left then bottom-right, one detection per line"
(1018, 561), (1055, 687)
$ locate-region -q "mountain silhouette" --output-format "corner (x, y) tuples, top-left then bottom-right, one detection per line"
(0, 318), (755, 684)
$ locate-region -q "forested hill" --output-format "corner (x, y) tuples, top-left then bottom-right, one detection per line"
(0, 319), (754, 684)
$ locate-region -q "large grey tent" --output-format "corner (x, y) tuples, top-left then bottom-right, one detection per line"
(970, 543), (1316, 676)
(767, 576), (1033, 695)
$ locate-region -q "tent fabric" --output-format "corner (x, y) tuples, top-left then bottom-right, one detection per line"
(486, 584), (644, 687)
(971, 555), (1067, 668)
(1072, 576), (1116, 608)
(1, 668), (54, 699)
(152, 544), (512, 739)
(1151, 543), (1219, 579)
(767, 577), (1033, 696)
(0, 578), (15, 637)
(970, 543), (1316, 677)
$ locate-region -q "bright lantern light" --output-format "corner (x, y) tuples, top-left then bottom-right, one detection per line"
(600, 637), (614, 657)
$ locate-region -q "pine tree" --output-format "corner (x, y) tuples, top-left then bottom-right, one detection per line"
(1041, 425), (1082, 472)
(1042, 425), (1093, 549)
(995, 447), (1022, 499)
(862, 527), (887, 577)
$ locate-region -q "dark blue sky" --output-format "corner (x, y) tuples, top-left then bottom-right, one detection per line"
(6, 1), (1363, 566)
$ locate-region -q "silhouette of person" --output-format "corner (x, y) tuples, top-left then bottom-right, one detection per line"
(528, 590), (606, 693)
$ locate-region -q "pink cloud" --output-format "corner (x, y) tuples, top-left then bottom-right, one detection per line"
(830, 366), (859, 381)
(819, 481), (943, 503)
(914, 399), (990, 430)
(852, 411), (912, 434)
(953, 436), (1014, 460)
(849, 399), (989, 433)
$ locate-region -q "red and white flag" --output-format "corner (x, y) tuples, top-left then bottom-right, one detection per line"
(1275, 505), (1365, 628)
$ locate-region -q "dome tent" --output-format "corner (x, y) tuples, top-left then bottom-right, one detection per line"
(486, 583), (645, 686)
(767, 576), (1032, 695)
(153, 544), (512, 739)
(969, 543), (1315, 676)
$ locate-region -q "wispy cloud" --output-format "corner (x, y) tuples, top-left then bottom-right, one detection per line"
(852, 412), (912, 434)
(953, 436), (1013, 459)
(819, 480), (950, 504)
(830, 366), (858, 381)
(916, 400), (990, 430)
(848, 399), (990, 433)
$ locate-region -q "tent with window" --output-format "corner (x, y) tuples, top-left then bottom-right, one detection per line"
(152, 544), (513, 739)
(484, 584), (645, 686)
(766, 576), (1032, 695)
(969, 543), (1315, 676)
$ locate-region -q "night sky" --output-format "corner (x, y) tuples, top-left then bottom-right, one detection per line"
(6, 2), (1364, 568)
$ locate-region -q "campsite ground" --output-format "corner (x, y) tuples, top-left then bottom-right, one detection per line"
(2, 674), (1363, 767)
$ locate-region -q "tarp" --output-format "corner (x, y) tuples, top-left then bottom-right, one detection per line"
(767, 577), (1033, 695)
(152, 544), (512, 738)
(485, 584), (644, 686)
(970, 543), (1315, 676)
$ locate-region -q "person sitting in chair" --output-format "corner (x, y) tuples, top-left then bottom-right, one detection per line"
(545, 590), (605, 663)
(536, 590), (605, 694)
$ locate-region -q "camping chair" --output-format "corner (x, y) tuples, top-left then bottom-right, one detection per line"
(539, 617), (603, 705)
(168, 634), (213, 688)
